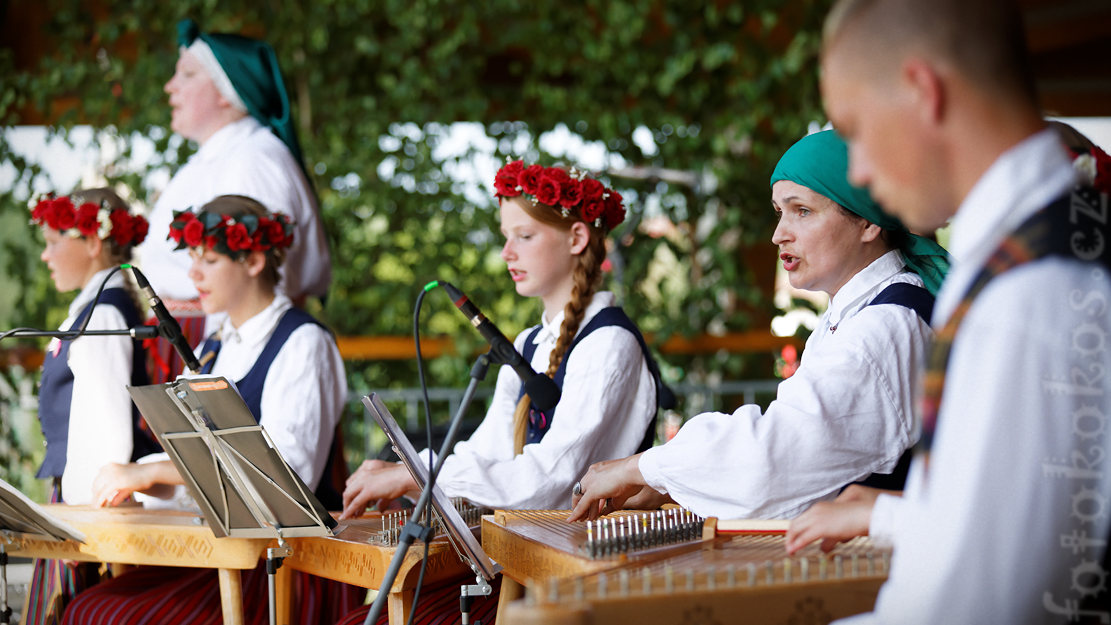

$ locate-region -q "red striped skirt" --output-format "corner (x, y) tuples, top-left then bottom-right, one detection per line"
(22, 559), (102, 625)
(60, 563), (363, 625)
(334, 574), (501, 625)
(22, 484), (104, 625)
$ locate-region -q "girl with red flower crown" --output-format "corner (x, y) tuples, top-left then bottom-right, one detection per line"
(24, 188), (160, 625)
(334, 162), (666, 625)
(62, 195), (361, 625)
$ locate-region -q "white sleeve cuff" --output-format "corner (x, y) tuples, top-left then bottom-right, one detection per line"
(868, 492), (902, 545)
(637, 448), (669, 495)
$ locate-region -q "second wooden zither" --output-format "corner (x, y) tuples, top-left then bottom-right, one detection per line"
(501, 534), (891, 625)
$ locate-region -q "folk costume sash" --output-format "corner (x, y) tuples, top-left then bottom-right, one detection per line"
(198, 308), (345, 509)
(516, 306), (674, 452)
(918, 185), (1111, 457)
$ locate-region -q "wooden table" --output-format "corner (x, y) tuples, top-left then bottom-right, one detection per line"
(283, 516), (475, 625)
(4, 504), (273, 625)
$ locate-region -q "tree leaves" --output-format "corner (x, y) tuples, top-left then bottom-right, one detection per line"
(1, 0), (830, 387)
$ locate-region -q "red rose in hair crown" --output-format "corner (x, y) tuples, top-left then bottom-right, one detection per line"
(30, 193), (149, 247)
(167, 208), (294, 260)
(494, 159), (626, 230)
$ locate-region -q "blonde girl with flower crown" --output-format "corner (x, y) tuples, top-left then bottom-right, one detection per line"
(25, 188), (159, 625)
(334, 162), (665, 625)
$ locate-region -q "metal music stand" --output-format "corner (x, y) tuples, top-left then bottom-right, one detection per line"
(129, 375), (335, 625)
(0, 478), (86, 624)
(361, 392), (501, 624)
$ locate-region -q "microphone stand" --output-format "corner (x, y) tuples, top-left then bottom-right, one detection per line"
(2, 327), (159, 340)
(363, 350), (497, 625)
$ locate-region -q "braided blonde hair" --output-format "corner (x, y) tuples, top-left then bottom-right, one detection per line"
(505, 196), (609, 455)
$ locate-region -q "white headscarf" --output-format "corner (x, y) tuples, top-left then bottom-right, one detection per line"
(184, 39), (248, 113)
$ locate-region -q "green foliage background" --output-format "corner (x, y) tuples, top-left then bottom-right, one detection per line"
(1, 0), (829, 488)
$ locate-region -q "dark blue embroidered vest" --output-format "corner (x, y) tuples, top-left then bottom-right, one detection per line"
(850, 280), (935, 492)
(516, 306), (671, 452)
(199, 307), (344, 509)
(37, 288), (161, 482)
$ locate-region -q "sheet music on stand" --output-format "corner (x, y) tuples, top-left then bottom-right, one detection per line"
(362, 393), (501, 581)
(0, 478), (86, 624)
(131, 374), (337, 625)
(0, 478), (84, 543)
(129, 376), (335, 539)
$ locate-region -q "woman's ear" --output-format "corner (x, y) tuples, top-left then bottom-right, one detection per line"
(569, 221), (591, 255)
(861, 222), (884, 244)
(83, 236), (105, 261)
(243, 250), (267, 278)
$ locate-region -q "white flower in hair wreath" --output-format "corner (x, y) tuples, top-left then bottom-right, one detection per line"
(96, 207), (113, 240)
(1069, 145), (1111, 195)
(1074, 153), (1098, 186)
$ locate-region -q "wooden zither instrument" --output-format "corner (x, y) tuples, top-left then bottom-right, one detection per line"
(283, 498), (488, 588)
(482, 508), (714, 583)
(484, 510), (890, 625)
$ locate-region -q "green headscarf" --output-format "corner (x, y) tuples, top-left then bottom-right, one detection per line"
(177, 19), (308, 181)
(770, 129), (949, 295)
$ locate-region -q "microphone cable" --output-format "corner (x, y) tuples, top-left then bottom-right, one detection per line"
(0, 265), (127, 342)
(402, 279), (441, 625)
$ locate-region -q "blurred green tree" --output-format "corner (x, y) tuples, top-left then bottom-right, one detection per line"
(1, 0), (828, 481)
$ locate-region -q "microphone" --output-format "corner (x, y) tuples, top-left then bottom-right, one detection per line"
(439, 281), (561, 412)
(124, 264), (203, 375)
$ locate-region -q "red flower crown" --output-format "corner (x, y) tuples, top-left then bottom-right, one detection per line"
(30, 194), (149, 247)
(494, 160), (626, 231)
(167, 209), (294, 259)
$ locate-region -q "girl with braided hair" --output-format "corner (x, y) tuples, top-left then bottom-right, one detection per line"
(337, 161), (664, 624)
(341, 161), (662, 516)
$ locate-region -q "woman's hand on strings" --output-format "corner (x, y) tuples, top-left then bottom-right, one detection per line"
(339, 459), (418, 520)
(91, 461), (167, 507)
(567, 453), (649, 522)
(786, 484), (890, 554)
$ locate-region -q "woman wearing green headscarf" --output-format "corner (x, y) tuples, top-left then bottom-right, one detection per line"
(139, 19), (332, 382)
(571, 129), (948, 522)
(770, 128), (949, 296)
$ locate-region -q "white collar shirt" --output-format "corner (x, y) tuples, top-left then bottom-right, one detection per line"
(424, 291), (658, 509)
(139, 116), (331, 303)
(203, 294), (346, 491)
(137, 294), (345, 510)
(848, 129), (1111, 624)
(639, 250), (933, 519)
(58, 268), (140, 504)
